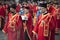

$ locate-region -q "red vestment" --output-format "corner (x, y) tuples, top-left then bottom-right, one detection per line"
(16, 4), (20, 13)
(0, 7), (6, 19)
(48, 6), (58, 34)
(33, 13), (55, 40)
(0, 6), (6, 29)
(3, 13), (25, 40)
(48, 6), (57, 16)
(57, 8), (60, 28)
(33, 5), (38, 14)
(29, 4), (33, 10)
(33, 5), (38, 25)
(55, 8), (60, 33)
(24, 13), (33, 40)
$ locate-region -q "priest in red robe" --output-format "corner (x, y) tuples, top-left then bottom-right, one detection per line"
(16, 3), (21, 13)
(32, 2), (56, 40)
(26, 12), (33, 40)
(33, 3), (38, 26)
(48, 2), (58, 16)
(21, 6), (33, 40)
(48, 2), (59, 34)
(2, 4), (25, 40)
(55, 8), (60, 34)
(0, 3), (6, 30)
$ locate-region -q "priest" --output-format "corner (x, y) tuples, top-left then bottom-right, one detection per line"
(2, 4), (25, 40)
(32, 2), (56, 40)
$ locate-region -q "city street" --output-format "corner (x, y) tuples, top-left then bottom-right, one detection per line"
(0, 30), (60, 40)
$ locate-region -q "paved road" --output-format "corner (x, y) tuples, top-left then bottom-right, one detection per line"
(0, 31), (7, 40)
(55, 34), (60, 40)
(0, 30), (60, 40)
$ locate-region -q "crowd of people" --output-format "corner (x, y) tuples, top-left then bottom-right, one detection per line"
(0, 1), (60, 40)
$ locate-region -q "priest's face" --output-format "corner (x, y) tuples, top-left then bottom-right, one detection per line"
(47, 4), (50, 9)
(42, 7), (47, 13)
(0, 5), (2, 8)
(24, 9), (29, 14)
(10, 8), (15, 13)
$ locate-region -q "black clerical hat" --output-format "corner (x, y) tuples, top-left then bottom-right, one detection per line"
(10, 4), (17, 9)
(39, 1), (47, 8)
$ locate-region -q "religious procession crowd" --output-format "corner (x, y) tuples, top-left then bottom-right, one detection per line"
(0, 1), (60, 40)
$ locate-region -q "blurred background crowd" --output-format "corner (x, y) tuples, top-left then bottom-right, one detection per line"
(0, 0), (59, 30)
(0, 0), (60, 40)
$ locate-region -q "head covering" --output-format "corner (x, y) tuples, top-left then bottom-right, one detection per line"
(49, 1), (58, 5)
(22, 5), (30, 10)
(39, 1), (47, 8)
(0, 3), (2, 5)
(25, 6), (30, 10)
(10, 4), (17, 9)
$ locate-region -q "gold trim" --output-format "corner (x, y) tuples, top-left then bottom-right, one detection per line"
(33, 15), (37, 26)
(44, 27), (49, 37)
(9, 13), (19, 31)
(38, 14), (48, 24)
(10, 13), (19, 21)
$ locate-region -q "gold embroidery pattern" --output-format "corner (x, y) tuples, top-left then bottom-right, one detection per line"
(39, 20), (45, 27)
(44, 23), (49, 37)
(9, 14), (19, 31)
